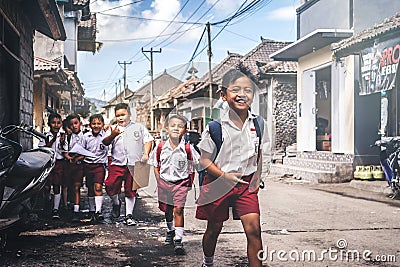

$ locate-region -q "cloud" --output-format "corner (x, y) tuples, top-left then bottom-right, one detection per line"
(206, 0), (244, 16)
(266, 6), (296, 21)
(91, 0), (204, 46)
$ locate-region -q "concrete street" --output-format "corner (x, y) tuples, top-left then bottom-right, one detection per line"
(139, 172), (400, 266)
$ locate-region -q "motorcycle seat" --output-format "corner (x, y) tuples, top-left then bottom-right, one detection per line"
(5, 148), (53, 188)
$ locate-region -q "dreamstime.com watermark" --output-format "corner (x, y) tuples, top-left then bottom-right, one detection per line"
(257, 239), (397, 263)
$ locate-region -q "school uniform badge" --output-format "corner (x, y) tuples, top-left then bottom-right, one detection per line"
(134, 131), (140, 138)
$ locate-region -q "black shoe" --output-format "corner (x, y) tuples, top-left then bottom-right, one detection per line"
(52, 209), (60, 220)
(165, 230), (175, 244)
(94, 211), (104, 221)
(123, 214), (136, 226)
(71, 212), (81, 222)
(174, 239), (185, 255)
(136, 191), (142, 199)
(112, 200), (121, 219)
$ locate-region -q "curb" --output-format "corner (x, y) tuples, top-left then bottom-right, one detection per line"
(349, 180), (392, 195)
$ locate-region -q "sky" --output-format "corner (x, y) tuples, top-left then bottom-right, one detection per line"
(78, 0), (300, 101)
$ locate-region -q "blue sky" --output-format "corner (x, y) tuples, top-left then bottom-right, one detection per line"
(78, 0), (299, 100)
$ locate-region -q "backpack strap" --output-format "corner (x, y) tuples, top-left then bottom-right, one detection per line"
(185, 143), (195, 187)
(208, 120), (222, 160)
(156, 141), (165, 167)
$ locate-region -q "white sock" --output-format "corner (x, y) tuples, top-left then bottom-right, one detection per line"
(166, 221), (175, 232)
(95, 196), (103, 212)
(74, 204), (80, 213)
(125, 196), (136, 216)
(203, 254), (214, 267)
(111, 194), (120, 205)
(53, 194), (61, 210)
(175, 227), (184, 241)
(88, 197), (95, 212)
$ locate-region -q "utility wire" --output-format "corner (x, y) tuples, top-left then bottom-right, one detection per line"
(97, 0), (144, 13)
(96, 12), (203, 25)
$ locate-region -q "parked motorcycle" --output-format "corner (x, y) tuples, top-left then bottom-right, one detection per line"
(0, 124), (55, 249)
(372, 137), (400, 199)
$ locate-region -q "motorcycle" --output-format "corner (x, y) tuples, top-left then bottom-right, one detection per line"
(372, 136), (400, 199)
(0, 124), (55, 249)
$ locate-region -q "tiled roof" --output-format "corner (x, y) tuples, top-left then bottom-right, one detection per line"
(34, 56), (61, 71)
(332, 12), (400, 53)
(240, 38), (292, 76)
(199, 52), (243, 85)
(78, 13), (97, 52)
(259, 61), (297, 74)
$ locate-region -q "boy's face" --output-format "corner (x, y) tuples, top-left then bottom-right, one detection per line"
(115, 108), (130, 127)
(166, 117), (187, 140)
(69, 118), (82, 134)
(221, 76), (254, 114)
(90, 118), (104, 135)
(49, 118), (62, 134)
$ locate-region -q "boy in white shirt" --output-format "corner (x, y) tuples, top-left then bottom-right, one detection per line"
(151, 114), (199, 255)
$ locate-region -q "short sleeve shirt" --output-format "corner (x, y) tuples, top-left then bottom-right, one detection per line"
(198, 110), (268, 176)
(82, 130), (108, 164)
(105, 121), (154, 166)
(149, 138), (200, 182)
(62, 131), (84, 152)
(38, 132), (64, 160)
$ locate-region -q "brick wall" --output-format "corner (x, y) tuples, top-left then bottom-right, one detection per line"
(0, 2), (34, 149)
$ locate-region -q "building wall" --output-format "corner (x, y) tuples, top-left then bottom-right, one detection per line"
(0, 2), (35, 149)
(272, 77), (297, 151)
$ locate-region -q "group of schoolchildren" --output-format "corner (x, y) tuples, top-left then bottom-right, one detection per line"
(40, 69), (267, 267)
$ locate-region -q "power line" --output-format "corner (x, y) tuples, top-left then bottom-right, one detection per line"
(96, 0), (144, 13)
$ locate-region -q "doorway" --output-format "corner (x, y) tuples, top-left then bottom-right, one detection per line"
(315, 66), (332, 151)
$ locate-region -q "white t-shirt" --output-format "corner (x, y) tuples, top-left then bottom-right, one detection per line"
(149, 138), (200, 182)
(198, 110), (268, 176)
(105, 121), (154, 166)
(82, 130), (108, 164)
(38, 131), (64, 160)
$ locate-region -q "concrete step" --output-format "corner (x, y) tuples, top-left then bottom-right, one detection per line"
(349, 180), (393, 195)
(295, 151), (353, 163)
(283, 157), (353, 172)
(270, 163), (352, 183)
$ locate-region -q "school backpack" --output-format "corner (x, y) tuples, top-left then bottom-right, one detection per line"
(207, 115), (265, 188)
(155, 141), (195, 188)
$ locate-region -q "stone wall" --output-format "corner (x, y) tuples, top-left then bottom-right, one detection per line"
(0, 2), (34, 149)
(273, 77), (297, 151)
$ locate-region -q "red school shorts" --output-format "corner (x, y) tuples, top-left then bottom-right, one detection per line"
(64, 161), (84, 184)
(157, 178), (190, 212)
(47, 160), (65, 186)
(195, 173), (260, 222)
(104, 164), (136, 198)
(84, 163), (106, 185)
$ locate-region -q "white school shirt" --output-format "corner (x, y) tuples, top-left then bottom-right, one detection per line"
(38, 132), (64, 160)
(105, 121), (154, 166)
(198, 110), (268, 176)
(149, 138), (200, 182)
(82, 130), (108, 164)
(62, 131), (84, 153)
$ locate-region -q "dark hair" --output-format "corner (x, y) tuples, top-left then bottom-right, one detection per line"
(62, 119), (70, 130)
(165, 114), (188, 127)
(221, 69), (254, 93)
(66, 114), (80, 127)
(89, 114), (104, 124)
(47, 113), (61, 126)
(114, 103), (130, 113)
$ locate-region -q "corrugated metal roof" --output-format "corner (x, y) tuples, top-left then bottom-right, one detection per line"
(332, 12), (400, 53)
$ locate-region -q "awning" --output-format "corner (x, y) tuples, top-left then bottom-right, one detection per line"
(27, 0), (66, 41)
(270, 29), (353, 61)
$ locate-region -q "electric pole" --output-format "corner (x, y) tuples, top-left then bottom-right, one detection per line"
(207, 22), (213, 120)
(142, 47), (162, 131)
(118, 60), (132, 98)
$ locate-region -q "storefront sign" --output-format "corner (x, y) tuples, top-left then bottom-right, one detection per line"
(359, 37), (400, 95)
